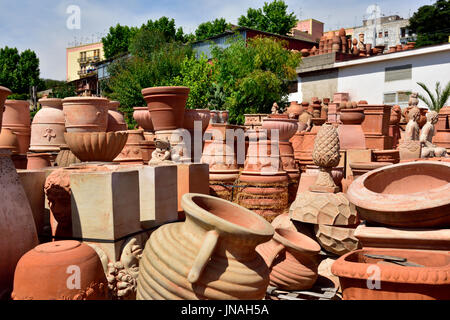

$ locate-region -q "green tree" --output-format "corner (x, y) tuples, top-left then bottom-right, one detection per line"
(195, 18), (230, 41)
(142, 16), (186, 42)
(408, 0), (450, 48)
(416, 81), (450, 112)
(238, 0), (297, 36)
(102, 24), (138, 59)
(49, 82), (76, 99)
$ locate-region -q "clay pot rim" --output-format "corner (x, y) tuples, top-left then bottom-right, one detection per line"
(347, 161), (450, 213)
(181, 193), (274, 238)
(133, 106), (148, 110)
(262, 117), (297, 124)
(108, 101), (120, 110)
(141, 86), (190, 96)
(0, 86), (12, 94)
(5, 99), (30, 106)
(27, 152), (53, 158)
(274, 228), (321, 255)
(34, 240), (82, 253)
(349, 161), (391, 170)
(62, 97), (109, 103)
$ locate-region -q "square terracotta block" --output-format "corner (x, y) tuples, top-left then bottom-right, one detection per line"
(177, 163), (209, 213)
(70, 169), (141, 241)
(345, 149), (372, 178)
(364, 134), (393, 150)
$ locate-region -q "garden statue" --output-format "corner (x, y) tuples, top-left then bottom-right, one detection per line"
(399, 106), (422, 160)
(404, 107), (421, 141)
(357, 33), (365, 51)
(420, 111), (448, 158)
(272, 102), (280, 114)
(409, 92), (419, 107)
(298, 109), (313, 132)
(149, 139), (172, 165)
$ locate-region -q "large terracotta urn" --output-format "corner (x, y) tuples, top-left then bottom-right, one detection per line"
(62, 97), (109, 132)
(137, 193), (274, 300)
(256, 228), (320, 290)
(30, 98), (65, 152)
(3, 100), (31, 154)
(261, 117), (298, 141)
(12, 241), (108, 300)
(133, 107), (154, 131)
(142, 86), (190, 131)
(0, 86), (12, 128)
(0, 149), (38, 299)
(107, 100), (127, 132)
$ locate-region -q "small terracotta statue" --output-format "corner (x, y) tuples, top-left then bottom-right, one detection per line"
(149, 139), (172, 164)
(404, 107), (421, 141)
(357, 33), (365, 51)
(420, 111), (448, 158)
(271, 102), (280, 115)
(298, 109), (313, 132)
(409, 92), (419, 107)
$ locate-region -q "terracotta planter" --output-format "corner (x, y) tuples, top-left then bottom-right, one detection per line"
(337, 108), (366, 150)
(30, 98), (65, 152)
(339, 108), (365, 124)
(27, 152), (52, 170)
(331, 248), (450, 300)
(0, 149), (38, 299)
(183, 109), (211, 132)
(133, 107), (154, 131)
(64, 131), (128, 162)
(0, 86), (12, 128)
(286, 101), (303, 118)
(399, 139), (422, 160)
(262, 117), (298, 141)
(12, 241), (108, 300)
(114, 129), (147, 164)
(347, 161), (450, 228)
(142, 86), (189, 131)
(137, 193), (274, 300)
(0, 128), (19, 153)
(350, 161), (392, 179)
(62, 97), (109, 132)
(54, 144), (81, 167)
(3, 100), (31, 154)
(219, 110), (229, 124)
(107, 101), (127, 132)
(257, 228), (320, 290)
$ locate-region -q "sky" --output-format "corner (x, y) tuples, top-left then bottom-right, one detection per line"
(0, 0), (435, 81)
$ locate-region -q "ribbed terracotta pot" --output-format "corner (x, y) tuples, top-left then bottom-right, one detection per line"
(12, 241), (108, 300)
(3, 100), (31, 154)
(133, 107), (154, 131)
(107, 100), (127, 132)
(142, 86), (190, 131)
(54, 144), (81, 167)
(64, 131), (128, 162)
(137, 193), (274, 300)
(257, 228), (320, 290)
(0, 86), (12, 128)
(183, 109), (211, 132)
(62, 97), (109, 132)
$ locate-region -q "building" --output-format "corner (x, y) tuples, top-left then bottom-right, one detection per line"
(290, 19), (324, 43)
(290, 43), (450, 107)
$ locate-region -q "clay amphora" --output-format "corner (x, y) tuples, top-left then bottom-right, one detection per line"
(62, 97), (109, 132)
(137, 193), (274, 300)
(0, 86), (12, 128)
(107, 101), (127, 132)
(142, 86), (189, 131)
(256, 228), (320, 290)
(12, 241), (108, 300)
(0, 149), (38, 299)
(3, 100), (31, 154)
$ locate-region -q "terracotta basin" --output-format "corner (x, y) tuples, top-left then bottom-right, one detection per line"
(133, 107), (154, 131)
(142, 86), (189, 131)
(340, 108), (365, 124)
(62, 97), (109, 132)
(183, 109), (211, 132)
(0, 86), (12, 128)
(262, 118), (298, 141)
(347, 161), (450, 228)
(64, 131), (128, 162)
(331, 248), (450, 300)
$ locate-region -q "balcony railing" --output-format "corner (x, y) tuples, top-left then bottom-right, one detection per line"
(78, 69), (98, 78)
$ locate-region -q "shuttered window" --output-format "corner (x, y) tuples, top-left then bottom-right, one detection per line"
(385, 64), (412, 82)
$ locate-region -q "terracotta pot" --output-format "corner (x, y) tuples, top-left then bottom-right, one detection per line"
(314, 224), (360, 256)
(337, 108), (366, 150)
(347, 161), (450, 228)
(64, 131), (128, 162)
(107, 101), (127, 132)
(0, 128), (19, 153)
(219, 110), (229, 124)
(286, 101), (303, 118)
(62, 97), (109, 132)
(137, 193), (274, 300)
(262, 118), (298, 141)
(30, 98), (65, 152)
(12, 241), (108, 300)
(340, 108), (365, 124)
(0, 149), (38, 299)
(0, 86), (12, 128)
(331, 248), (450, 300)
(54, 144), (81, 167)
(183, 109), (211, 132)
(3, 100), (31, 154)
(26, 152), (52, 170)
(398, 139), (422, 160)
(257, 228), (320, 290)
(142, 86), (189, 131)
(113, 129), (147, 164)
(133, 107), (154, 131)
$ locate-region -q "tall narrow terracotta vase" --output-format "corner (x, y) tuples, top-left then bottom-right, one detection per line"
(3, 100), (31, 154)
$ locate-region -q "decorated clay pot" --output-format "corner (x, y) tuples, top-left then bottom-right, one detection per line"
(64, 131), (128, 162)
(142, 86), (190, 131)
(183, 109), (211, 132)
(114, 129), (148, 164)
(314, 224), (360, 256)
(347, 161), (450, 228)
(133, 107), (154, 131)
(62, 97), (109, 132)
(0, 86), (12, 128)
(331, 248), (450, 300)
(137, 193), (274, 300)
(257, 228), (320, 290)
(12, 241), (108, 300)
(30, 98), (65, 152)
(219, 110), (229, 124)
(262, 117), (298, 141)
(3, 100), (31, 154)
(107, 101), (127, 132)
(26, 152), (52, 170)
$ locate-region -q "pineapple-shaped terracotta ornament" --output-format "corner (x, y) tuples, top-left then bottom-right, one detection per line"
(310, 124), (340, 193)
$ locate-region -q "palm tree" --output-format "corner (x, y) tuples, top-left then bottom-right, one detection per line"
(416, 81), (450, 112)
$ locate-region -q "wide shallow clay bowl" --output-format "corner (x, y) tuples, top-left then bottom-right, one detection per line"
(347, 161), (450, 228)
(331, 248), (450, 300)
(339, 108), (365, 124)
(64, 131), (128, 162)
(261, 118), (298, 141)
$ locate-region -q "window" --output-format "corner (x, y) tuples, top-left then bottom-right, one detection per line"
(378, 32), (383, 38)
(385, 64), (412, 82)
(383, 91), (410, 106)
(384, 31), (389, 37)
(401, 28), (406, 38)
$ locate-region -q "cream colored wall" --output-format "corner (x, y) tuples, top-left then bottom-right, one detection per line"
(66, 42), (104, 82)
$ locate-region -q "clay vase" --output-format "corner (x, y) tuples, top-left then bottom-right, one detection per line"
(54, 144), (81, 167)
(286, 101), (303, 119)
(12, 241), (108, 300)
(107, 101), (127, 132)
(137, 193), (274, 300)
(26, 152), (52, 170)
(347, 161), (450, 228)
(142, 86), (190, 131)
(64, 131), (128, 162)
(62, 97), (109, 132)
(0, 86), (12, 128)
(30, 98), (65, 152)
(261, 117), (298, 141)
(3, 100), (31, 154)
(133, 107), (154, 131)
(338, 108), (366, 150)
(256, 228), (321, 290)
(183, 109), (211, 133)
(0, 149), (38, 299)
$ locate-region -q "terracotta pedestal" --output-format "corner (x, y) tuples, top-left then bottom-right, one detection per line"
(360, 104), (392, 150)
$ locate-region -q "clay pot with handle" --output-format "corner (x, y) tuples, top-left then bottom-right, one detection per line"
(62, 97), (109, 132)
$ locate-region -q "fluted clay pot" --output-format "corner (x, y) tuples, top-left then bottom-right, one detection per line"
(183, 109), (211, 132)
(107, 101), (127, 132)
(3, 100), (31, 154)
(30, 98), (65, 152)
(54, 144), (81, 167)
(26, 152), (52, 170)
(0, 149), (38, 299)
(262, 117), (298, 141)
(257, 228), (320, 290)
(137, 193), (274, 300)
(142, 86), (190, 131)
(64, 131), (128, 162)
(0, 86), (12, 128)
(12, 241), (108, 300)
(331, 248), (450, 300)
(133, 107), (154, 131)
(62, 97), (109, 132)
(347, 161), (450, 228)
